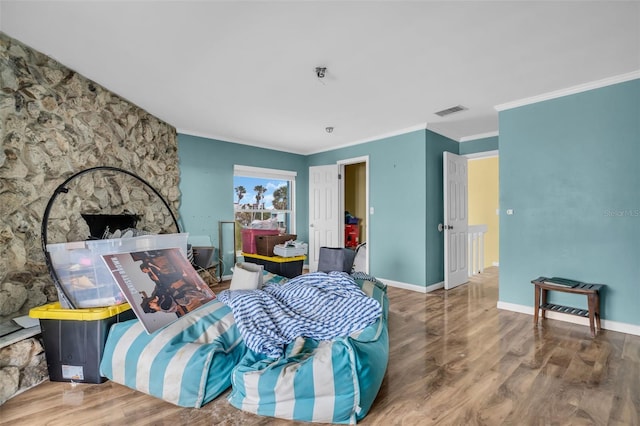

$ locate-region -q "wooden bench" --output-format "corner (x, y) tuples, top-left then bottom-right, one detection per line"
(532, 277), (604, 337)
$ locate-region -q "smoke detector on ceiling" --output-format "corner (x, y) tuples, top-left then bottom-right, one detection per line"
(315, 67), (327, 78)
(434, 105), (467, 117)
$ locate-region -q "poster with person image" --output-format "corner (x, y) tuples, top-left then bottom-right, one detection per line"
(102, 247), (216, 333)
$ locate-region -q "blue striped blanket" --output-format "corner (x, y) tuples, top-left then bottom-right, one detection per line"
(217, 271), (381, 358)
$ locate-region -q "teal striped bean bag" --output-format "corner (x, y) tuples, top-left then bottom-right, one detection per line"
(227, 278), (389, 424)
(100, 300), (246, 408)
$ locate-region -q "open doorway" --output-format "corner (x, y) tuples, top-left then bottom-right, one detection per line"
(307, 157), (369, 273)
(340, 156), (369, 273)
(466, 151), (499, 273)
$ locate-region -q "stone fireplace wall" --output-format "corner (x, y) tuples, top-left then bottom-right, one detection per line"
(0, 32), (181, 403)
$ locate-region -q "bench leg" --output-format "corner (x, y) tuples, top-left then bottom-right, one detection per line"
(595, 293), (602, 332)
(533, 285), (541, 325)
(590, 292), (602, 334)
(540, 288), (547, 319)
(587, 294), (597, 337)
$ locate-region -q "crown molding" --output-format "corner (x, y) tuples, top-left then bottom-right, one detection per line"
(495, 70), (640, 112)
(465, 150), (499, 160)
(179, 124), (431, 156)
(177, 128), (310, 155)
(459, 131), (499, 143)
(308, 123), (428, 155)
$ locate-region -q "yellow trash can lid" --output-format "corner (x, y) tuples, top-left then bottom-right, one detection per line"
(29, 302), (132, 321)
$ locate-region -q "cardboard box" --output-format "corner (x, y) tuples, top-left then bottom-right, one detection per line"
(29, 302), (135, 383)
(240, 229), (279, 254)
(255, 234), (297, 257)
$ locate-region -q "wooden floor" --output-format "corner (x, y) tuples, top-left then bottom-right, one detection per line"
(1, 267), (638, 425)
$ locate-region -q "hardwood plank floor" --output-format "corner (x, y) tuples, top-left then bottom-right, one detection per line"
(1, 267), (638, 425)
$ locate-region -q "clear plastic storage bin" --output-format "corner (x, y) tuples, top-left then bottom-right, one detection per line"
(46, 233), (189, 308)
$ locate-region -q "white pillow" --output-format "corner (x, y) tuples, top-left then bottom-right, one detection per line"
(230, 262), (264, 290)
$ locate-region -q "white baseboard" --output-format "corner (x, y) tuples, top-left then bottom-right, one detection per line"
(492, 262), (500, 267)
(497, 301), (640, 336)
(377, 278), (444, 293)
(426, 281), (445, 292)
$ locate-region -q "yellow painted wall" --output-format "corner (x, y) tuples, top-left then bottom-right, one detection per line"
(468, 156), (499, 268)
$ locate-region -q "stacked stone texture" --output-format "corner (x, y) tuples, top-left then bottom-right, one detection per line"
(0, 32), (180, 402)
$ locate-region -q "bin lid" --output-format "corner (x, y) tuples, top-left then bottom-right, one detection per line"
(29, 302), (132, 321)
(241, 252), (306, 263)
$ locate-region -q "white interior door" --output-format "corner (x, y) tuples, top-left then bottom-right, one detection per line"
(308, 165), (340, 272)
(443, 152), (469, 289)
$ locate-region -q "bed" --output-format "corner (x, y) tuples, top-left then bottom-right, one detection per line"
(99, 271), (389, 423)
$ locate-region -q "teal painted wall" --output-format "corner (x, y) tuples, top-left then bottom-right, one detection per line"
(425, 130), (460, 284)
(499, 79), (640, 325)
(177, 134), (308, 274)
(179, 128), (459, 287)
(459, 135), (499, 155)
(309, 130), (429, 285)
(308, 129), (458, 287)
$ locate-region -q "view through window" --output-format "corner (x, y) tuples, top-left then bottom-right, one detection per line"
(233, 165), (296, 252)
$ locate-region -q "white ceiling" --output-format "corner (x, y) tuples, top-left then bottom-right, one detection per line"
(1, 1), (639, 154)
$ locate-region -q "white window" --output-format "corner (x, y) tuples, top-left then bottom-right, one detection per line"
(233, 165), (296, 238)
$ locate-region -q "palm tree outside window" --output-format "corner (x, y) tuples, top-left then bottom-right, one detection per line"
(233, 165), (297, 252)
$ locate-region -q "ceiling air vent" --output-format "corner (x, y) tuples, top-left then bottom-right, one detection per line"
(434, 105), (467, 117)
